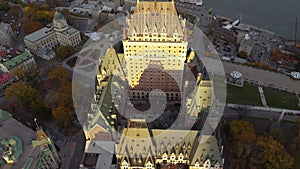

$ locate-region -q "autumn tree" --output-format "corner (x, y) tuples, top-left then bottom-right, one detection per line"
(230, 120), (256, 143)
(5, 82), (40, 106)
(228, 120), (258, 169)
(257, 135), (294, 169)
(58, 82), (73, 110)
(23, 21), (42, 35)
(52, 106), (74, 128)
(237, 51), (248, 59)
(8, 6), (20, 17)
(31, 10), (52, 24)
(10, 67), (26, 79)
(29, 99), (46, 116)
(269, 128), (284, 144)
(48, 66), (69, 85)
(271, 48), (283, 62)
(23, 5), (36, 20)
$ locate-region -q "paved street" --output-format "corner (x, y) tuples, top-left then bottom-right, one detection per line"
(222, 61), (300, 92)
(224, 104), (300, 121)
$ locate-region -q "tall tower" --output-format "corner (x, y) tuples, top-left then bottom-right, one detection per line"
(122, 0), (188, 101)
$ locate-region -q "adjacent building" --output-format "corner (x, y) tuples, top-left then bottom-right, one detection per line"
(238, 34), (255, 56)
(0, 71), (13, 88)
(24, 11), (81, 55)
(0, 109), (61, 169)
(0, 50), (36, 74)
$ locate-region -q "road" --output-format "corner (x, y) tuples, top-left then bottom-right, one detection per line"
(224, 104), (300, 121)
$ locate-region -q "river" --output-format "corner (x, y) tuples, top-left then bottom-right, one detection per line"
(203, 0), (300, 40)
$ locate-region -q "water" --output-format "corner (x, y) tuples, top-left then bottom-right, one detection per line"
(204, 0), (300, 40)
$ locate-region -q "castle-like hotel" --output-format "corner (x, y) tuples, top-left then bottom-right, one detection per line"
(80, 0), (224, 169)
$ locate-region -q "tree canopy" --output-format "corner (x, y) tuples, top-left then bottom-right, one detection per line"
(23, 21), (42, 35)
(55, 45), (76, 61)
(52, 106), (74, 128)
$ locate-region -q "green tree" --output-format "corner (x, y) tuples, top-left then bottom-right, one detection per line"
(0, 2), (11, 12)
(55, 46), (75, 60)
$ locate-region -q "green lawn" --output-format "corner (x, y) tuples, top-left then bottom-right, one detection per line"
(66, 57), (77, 68)
(226, 82), (262, 106)
(263, 87), (300, 110)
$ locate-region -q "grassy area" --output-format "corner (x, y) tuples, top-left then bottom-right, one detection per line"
(263, 87), (300, 110)
(66, 57), (77, 68)
(226, 82), (262, 106)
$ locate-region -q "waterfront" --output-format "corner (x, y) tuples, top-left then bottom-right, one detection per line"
(204, 0), (300, 40)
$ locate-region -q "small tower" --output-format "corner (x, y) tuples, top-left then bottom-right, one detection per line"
(32, 118), (61, 164)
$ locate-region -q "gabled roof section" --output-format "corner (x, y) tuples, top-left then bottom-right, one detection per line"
(190, 135), (222, 166)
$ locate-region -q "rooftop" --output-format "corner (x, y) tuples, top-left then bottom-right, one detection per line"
(0, 109), (12, 122)
(24, 27), (54, 43)
(0, 72), (12, 84)
(2, 50), (33, 70)
(0, 110), (36, 169)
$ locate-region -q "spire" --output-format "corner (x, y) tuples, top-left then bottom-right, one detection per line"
(34, 118), (39, 130)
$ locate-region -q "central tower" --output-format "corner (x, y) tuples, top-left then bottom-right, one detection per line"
(122, 0), (188, 101)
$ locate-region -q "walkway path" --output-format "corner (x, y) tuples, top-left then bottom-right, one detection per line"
(258, 84), (268, 107)
(296, 91), (300, 107)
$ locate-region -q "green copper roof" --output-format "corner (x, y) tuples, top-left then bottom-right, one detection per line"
(53, 11), (65, 20)
(34, 148), (52, 168)
(22, 157), (33, 169)
(0, 109), (12, 121)
(1, 136), (23, 163)
(2, 51), (33, 70)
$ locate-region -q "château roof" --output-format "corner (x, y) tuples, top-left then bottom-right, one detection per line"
(126, 1), (186, 39)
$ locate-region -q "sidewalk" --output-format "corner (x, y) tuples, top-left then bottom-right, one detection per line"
(258, 84), (268, 107)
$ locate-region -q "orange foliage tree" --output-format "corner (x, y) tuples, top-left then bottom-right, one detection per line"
(23, 21), (42, 35)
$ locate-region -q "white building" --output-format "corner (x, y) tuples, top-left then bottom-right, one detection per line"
(24, 11), (81, 54)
